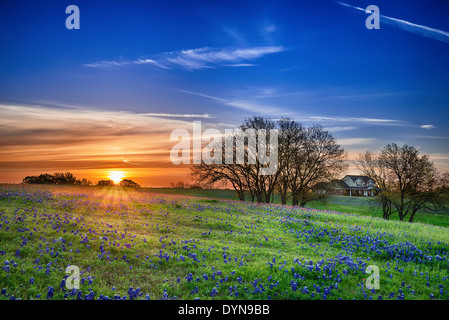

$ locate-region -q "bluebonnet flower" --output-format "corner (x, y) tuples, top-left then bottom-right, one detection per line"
(210, 287), (218, 298)
(59, 279), (66, 291)
(46, 287), (54, 300)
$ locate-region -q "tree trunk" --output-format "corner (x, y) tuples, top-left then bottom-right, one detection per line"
(280, 193), (287, 205)
(409, 209), (418, 223)
(291, 193), (299, 206)
(237, 189), (244, 201)
(381, 199), (390, 220)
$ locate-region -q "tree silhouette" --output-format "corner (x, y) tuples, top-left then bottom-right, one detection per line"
(22, 172), (85, 185)
(96, 180), (115, 186)
(358, 143), (445, 222)
(119, 179), (140, 188)
(191, 117), (346, 206)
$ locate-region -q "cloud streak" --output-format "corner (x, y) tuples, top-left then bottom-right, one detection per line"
(143, 112), (212, 119)
(338, 138), (377, 146)
(85, 46), (284, 71)
(179, 89), (284, 114)
(338, 2), (449, 44)
(307, 115), (404, 125)
(178, 89), (412, 124)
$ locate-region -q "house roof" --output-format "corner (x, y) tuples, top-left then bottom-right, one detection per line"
(329, 179), (350, 189)
(344, 175), (372, 183)
(330, 178), (380, 191)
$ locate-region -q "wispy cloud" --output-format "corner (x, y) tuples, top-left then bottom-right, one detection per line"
(338, 2), (449, 44)
(420, 124), (436, 129)
(85, 46), (284, 71)
(413, 135), (448, 140)
(123, 159), (142, 166)
(0, 103), (206, 172)
(308, 115), (404, 125)
(178, 89), (413, 124)
(324, 92), (399, 100)
(143, 112), (212, 119)
(326, 126), (359, 132)
(226, 63), (258, 67)
(338, 138), (377, 146)
(223, 100), (281, 114)
(222, 27), (247, 45)
(178, 89), (285, 114)
(177, 90), (228, 103)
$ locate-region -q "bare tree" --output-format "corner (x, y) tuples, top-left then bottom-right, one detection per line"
(238, 116), (279, 203)
(97, 180), (115, 186)
(381, 143), (438, 222)
(191, 159), (248, 200)
(360, 143), (442, 222)
(357, 151), (395, 220)
(191, 117), (346, 206)
(22, 172), (80, 185)
(119, 179), (141, 188)
(191, 116), (279, 203)
(79, 178), (92, 186)
(436, 172), (449, 213)
(276, 118), (305, 205)
(287, 124), (347, 206)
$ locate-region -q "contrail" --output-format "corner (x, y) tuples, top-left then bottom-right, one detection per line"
(123, 159), (142, 166)
(338, 1), (449, 44)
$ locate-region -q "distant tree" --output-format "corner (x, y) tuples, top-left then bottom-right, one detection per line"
(429, 171), (449, 214)
(238, 116), (280, 203)
(284, 123), (347, 206)
(188, 182), (202, 189)
(170, 181), (186, 189)
(441, 172), (449, 193)
(22, 172), (79, 185)
(357, 151), (395, 220)
(119, 179), (140, 188)
(276, 119), (304, 205)
(97, 180), (115, 186)
(359, 143), (443, 222)
(53, 172), (77, 185)
(190, 158), (248, 200)
(191, 117), (346, 205)
(79, 178), (92, 186)
(23, 173), (53, 184)
(381, 143), (440, 222)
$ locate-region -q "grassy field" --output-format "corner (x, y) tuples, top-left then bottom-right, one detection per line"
(1, 184), (449, 300)
(145, 187), (449, 228)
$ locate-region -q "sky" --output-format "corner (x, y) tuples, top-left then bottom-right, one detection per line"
(1, 0), (449, 187)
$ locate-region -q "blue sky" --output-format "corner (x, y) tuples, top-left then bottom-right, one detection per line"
(1, 0), (449, 185)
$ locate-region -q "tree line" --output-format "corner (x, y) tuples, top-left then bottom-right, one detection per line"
(357, 143), (449, 222)
(191, 116), (449, 223)
(22, 172), (140, 188)
(191, 116), (347, 206)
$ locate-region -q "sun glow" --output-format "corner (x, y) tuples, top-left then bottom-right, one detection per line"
(109, 171), (124, 184)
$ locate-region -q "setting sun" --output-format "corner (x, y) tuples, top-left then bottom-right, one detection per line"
(109, 171), (124, 184)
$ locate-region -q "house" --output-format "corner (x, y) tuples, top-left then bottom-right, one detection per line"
(330, 175), (378, 197)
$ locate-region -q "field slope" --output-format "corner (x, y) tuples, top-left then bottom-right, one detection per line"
(1, 184), (449, 300)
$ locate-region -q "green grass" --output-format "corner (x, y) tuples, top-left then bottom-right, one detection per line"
(144, 188), (449, 228)
(0, 184), (449, 301)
